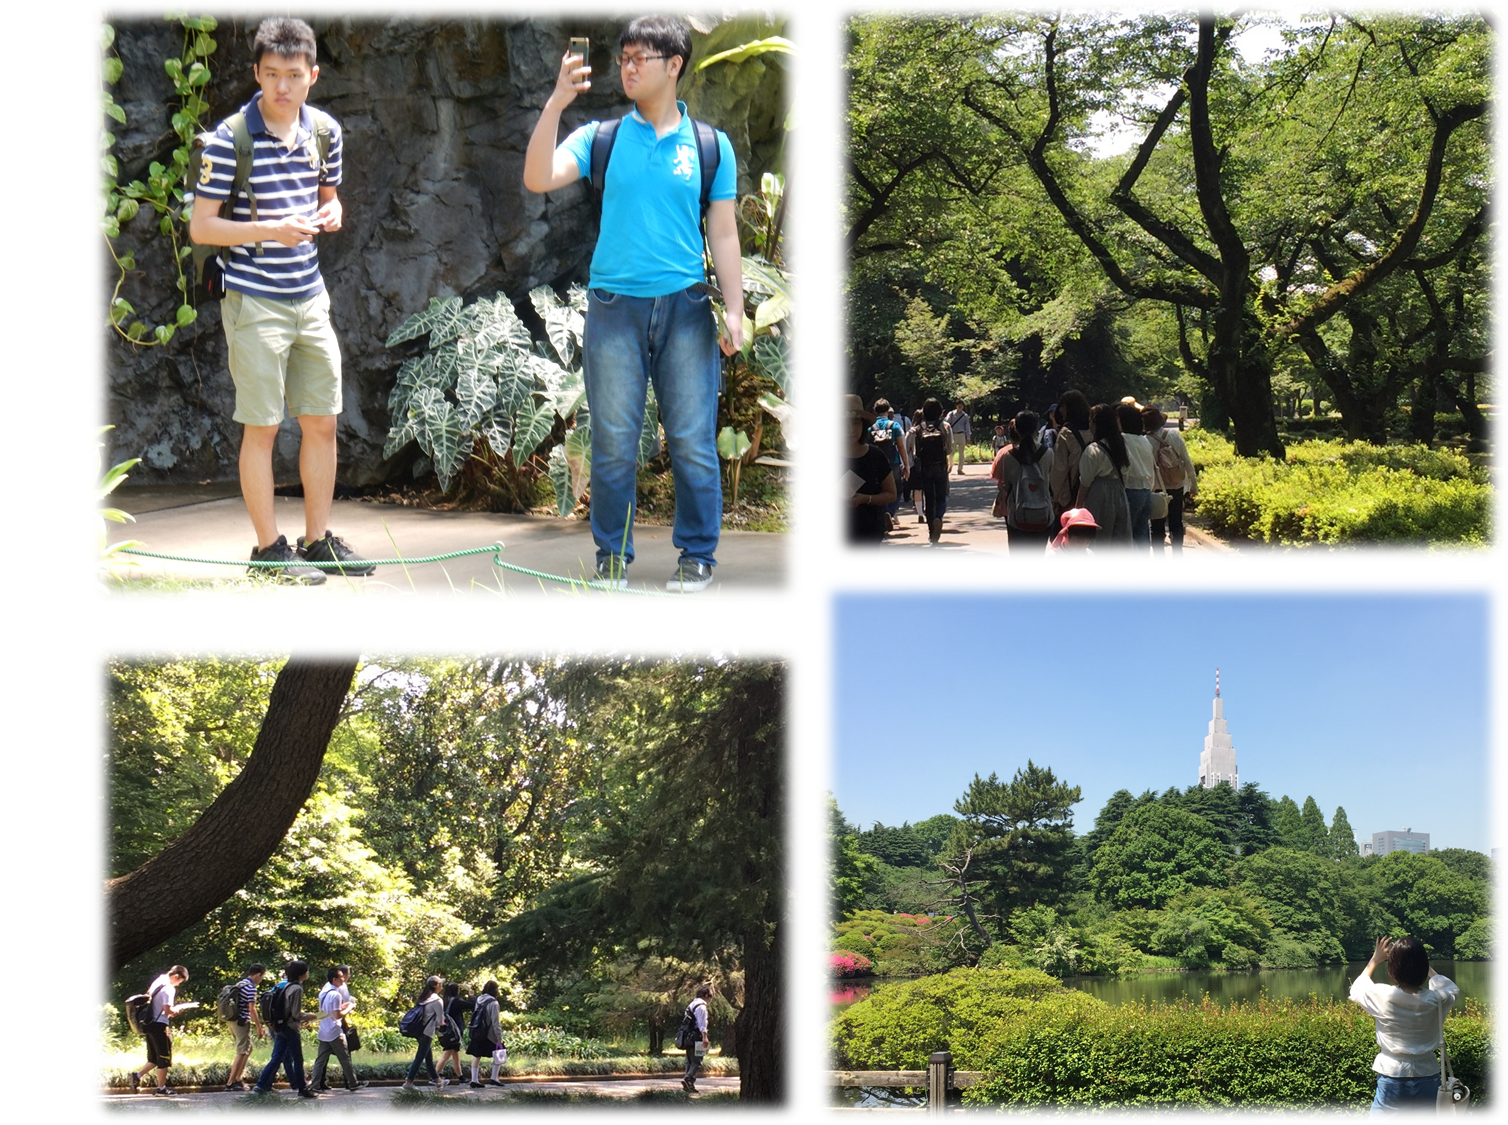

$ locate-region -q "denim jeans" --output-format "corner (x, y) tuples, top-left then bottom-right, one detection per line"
(583, 287), (721, 568)
(406, 1033), (438, 1083)
(1370, 1073), (1439, 1114)
(1126, 487), (1152, 547)
(255, 1026), (305, 1092)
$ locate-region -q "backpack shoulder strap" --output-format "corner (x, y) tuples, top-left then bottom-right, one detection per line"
(691, 119), (720, 220)
(589, 117), (622, 212)
(306, 108), (334, 174)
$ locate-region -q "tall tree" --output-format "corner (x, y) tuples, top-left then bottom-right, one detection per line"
(1089, 804), (1231, 909)
(953, 761), (1082, 917)
(107, 657), (358, 971)
(1328, 806), (1359, 859)
(1298, 797), (1330, 855)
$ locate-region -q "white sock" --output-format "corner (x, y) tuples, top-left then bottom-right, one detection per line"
(470, 1060), (479, 1083)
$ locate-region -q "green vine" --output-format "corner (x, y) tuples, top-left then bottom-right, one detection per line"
(102, 14), (218, 346)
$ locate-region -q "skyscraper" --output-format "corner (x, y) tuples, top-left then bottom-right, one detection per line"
(1199, 668), (1238, 789)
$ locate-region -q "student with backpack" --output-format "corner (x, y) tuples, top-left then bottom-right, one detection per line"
(907, 398), (954, 544)
(1048, 390), (1094, 517)
(523, 16), (742, 593)
(676, 984), (713, 1093)
(466, 980), (507, 1089)
(437, 981), (472, 1084)
(990, 410), (1057, 552)
(1116, 401), (1156, 549)
(252, 959), (321, 1098)
(220, 963), (266, 1091)
(130, 965), (191, 1095)
(1073, 403), (1132, 544)
(187, 18), (372, 583)
(400, 976), (448, 1090)
(868, 399), (909, 522)
(1144, 406), (1197, 553)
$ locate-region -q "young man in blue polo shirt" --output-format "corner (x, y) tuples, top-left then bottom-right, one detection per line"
(523, 15), (743, 592)
(189, 17), (371, 583)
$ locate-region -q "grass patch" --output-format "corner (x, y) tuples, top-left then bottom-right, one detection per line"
(635, 459), (789, 533)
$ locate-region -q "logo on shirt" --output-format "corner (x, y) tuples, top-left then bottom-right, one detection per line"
(671, 144), (696, 180)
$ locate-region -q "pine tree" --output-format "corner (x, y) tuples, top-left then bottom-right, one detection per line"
(1328, 806), (1360, 859)
(1273, 795), (1304, 850)
(1299, 796), (1329, 854)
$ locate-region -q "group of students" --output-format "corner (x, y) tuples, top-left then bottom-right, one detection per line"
(845, 389), (1198, 553)
(127, 961), (716, 1097)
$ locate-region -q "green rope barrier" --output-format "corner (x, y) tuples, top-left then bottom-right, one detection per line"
(117, 545), (667, 595)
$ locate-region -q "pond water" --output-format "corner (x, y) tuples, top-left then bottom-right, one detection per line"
(820, 959), (1501, 1109)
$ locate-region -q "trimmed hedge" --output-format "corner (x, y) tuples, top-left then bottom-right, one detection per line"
(965, 996), (1489, 1108)
(1186, 431), (1490, 545)
(830, 967), (1101, 1071)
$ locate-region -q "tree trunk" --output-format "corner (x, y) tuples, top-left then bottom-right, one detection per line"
(106, 657), (358, 971)
(648, 1016), (664, 1057)
(1409, 369), (1439, 444)
(734, 919), (782, 1103)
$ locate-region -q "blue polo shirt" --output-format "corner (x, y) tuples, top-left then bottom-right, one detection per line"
(192, 94), (343, 301)
(560, 101), (736, 298)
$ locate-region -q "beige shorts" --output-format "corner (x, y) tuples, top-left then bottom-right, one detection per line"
(223, 288), (343, 426)
(230, 1019), (252, 1054)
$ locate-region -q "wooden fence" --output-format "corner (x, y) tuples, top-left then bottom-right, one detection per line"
(832, 1051), (980, 1112)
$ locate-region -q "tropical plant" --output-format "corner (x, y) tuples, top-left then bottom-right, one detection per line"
(90, 404), (142, 597)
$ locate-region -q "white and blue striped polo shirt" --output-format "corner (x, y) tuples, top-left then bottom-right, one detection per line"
(193, 94), (343, 301)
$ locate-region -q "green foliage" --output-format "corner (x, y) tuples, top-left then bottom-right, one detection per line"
(1089, 804), (1231, 909)
(962, 997), (1491, 1107)
(951, 761), (1081, 917)
(89, 413), (142, 597)
(1188, 430), (1491, 545)
(830, 966), (1100, 1070)
(831, 911), (973, 977)
(1455, 916), (1492, 960)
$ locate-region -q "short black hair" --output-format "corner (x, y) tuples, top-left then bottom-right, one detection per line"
(619, 15), (693, 79)
(246, 963), (266, 977)
(328, 967), (343, 983)
(286, 959), (308, 981)
(254, 17), (318, 69)
(336, 964), (351, 978)
(168, 964), (190, 981)
(922, 398), (943, 422)
(1388, 936), (1430, 988)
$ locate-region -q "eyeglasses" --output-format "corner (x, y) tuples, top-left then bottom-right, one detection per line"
(615, 53), (667, 69)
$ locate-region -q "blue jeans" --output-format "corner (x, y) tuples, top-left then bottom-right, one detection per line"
(1370, 1073), (1439, 1114)
(1126, 487), (1152, 547)
(406, 1033), (437, 1083)
(255, 1026), (305, 1092)
(583, 287), (722, 568)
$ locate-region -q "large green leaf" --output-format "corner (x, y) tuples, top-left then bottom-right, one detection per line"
(473, 294), (534, 355)
(741, 256), (792, 301)
(530, 285), (585, 368)
(512, 398), (558, 462)
(455, 359), (498, 429)
(408, 385), (447, 452)
(694, 36), (795, 70)
(481, 412), (513, 460)
(386, 295), (461, 347)
(382, 417), (416, 461)
(493, 347), (537, 419)
(551, 367), (588, 420)
(752, 333), (791, 395)
(547, 445), (575, 517)
(756, 391), (797, 449)
(753, 291), (791, 331)
(387, 356), (424, 416)
(529, 353), (573, 395)
(717, 426), (752, 461)
(428, 401), (466, 492)
(425, 340), (461, 393)
(564, 416), (592, 502)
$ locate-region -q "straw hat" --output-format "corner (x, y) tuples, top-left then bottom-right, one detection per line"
(832, 392), (880, 422)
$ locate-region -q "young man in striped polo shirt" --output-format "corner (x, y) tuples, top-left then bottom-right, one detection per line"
(189, 17), (371, 582)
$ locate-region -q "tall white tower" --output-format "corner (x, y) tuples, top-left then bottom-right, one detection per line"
(1199, 668), (1239, 789)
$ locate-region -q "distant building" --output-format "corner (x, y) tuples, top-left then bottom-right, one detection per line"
(1371, 829), (1430, 856)
(1199, 668), (1238, 789)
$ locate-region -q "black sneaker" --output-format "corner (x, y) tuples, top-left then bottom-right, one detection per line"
(249, 535), (327, 584)
(153, 1086), (177, 1096)
(469, 1081), (484, 1089)
(298, 531), (376, 576)
(666, 560), (713, 593)
(298, 1088), (320, 1099)
(346, 1082), (370, 1091)
(593, 557), (629, 590)
(130, 1073), (141, 1093)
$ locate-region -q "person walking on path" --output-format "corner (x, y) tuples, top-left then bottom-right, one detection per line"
(1349, 936), (1459, 1113)
(1048, 390), (1093, 517)
(132, 965), (191, 1096)
(224, 963), (266, 1091)
(1075, 403), (1132, 544)
(1117, 402), (1155, 549)
(466, 980), (507, 1088)
(845, 396), (897, 542)
(523, 15), (743, 593)
(908, 398), (954, 544)
(680, 985), (712, 1093)
(188, 17), (372, 584)
(310, 966), (362, 1092)
(401, 976), (448, 1090)
(1144, 407), (1197, 553)
(437, 981), (472, 1083)
(252, 960), (320, 1098)
(869, 399), (909, 520)
(991, 410), (1056, 553)
(945, 402), (972, 474)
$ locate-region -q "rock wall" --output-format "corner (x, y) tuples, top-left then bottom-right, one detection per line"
(106, 14), (788, 484)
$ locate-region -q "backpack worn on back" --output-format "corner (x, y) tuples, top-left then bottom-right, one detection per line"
(124, 984), (162, 1036)
(914, 421), (949, 472)
(1010, 447), (1054, 531)
(674, 999), (704, 1050)
(186, 109), (334, 304)
(869, 419), (900, 465)
(1152, 431), (1183, 490)
(258, 980), (289, 1028)
(216, 981), (241, 1022)
(588, 116), (720, 236)
(398, 1001), (427, 1039)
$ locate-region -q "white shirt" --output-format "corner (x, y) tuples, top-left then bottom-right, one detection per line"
(1122, 433), (1155, 491)
(149, 974), (177, 1025)
(318, 981), (346, 1042)
(1348, 971), (1459, 1076)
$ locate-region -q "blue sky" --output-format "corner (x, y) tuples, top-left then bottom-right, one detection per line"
(833, 594), (1491, 853)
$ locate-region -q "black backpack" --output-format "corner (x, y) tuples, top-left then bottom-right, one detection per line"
(674, 999), (704, 1050)
(124, 984), (163, 1035)
(258, 980), (288, 1027)
(914, 421), (949, 471)
(588, 116), (721, 236)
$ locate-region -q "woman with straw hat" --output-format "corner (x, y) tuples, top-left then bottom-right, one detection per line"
(838, 395), (892, 557)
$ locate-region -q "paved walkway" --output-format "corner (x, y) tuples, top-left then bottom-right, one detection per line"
(106, 491), (784, 593)
(882, 467), (1224, 552)
(103, 1074), (739, 1108)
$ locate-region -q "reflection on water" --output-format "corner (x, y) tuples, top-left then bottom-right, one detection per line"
(820, 953), (1501, 1103)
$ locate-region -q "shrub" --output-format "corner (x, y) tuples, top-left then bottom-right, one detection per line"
(833, 930), (876, 958)
(961, 996), (1491, 1108)
(831, 952), (874, 978)
(829, 967), (1102, 1070)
